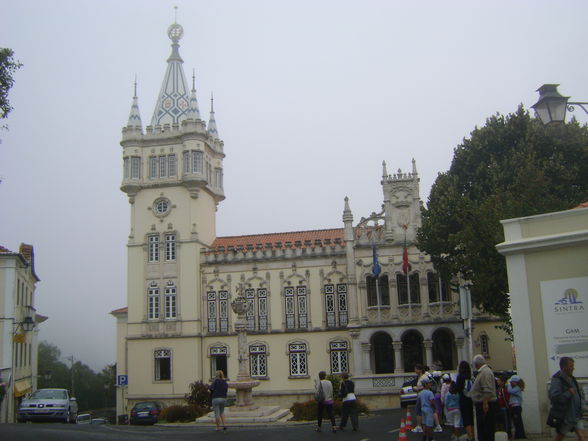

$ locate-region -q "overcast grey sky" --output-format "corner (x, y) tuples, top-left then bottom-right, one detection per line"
(1, 1), (587, 371)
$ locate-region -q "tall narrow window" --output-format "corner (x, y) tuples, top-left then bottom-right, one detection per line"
(148, 235), (160, 263)
(130, 157), (141, 179)
(366, 275), (390, 306)
(207, 290), (229, 333)
(168, 154), (176, 177)
(215, 168), (223, 189)
(284, 286), (308, 329)
(288, 343), (308, 376)
(123, 157), (130, 178)
(480, 334), (490, 356)
(324, 284), (348, 327)
(154, 349), (171, 381)
(397, 274), (408, 305)
(159, 155), (167, 178)
(192, 151), (203, 174)
(249, 344), (267, 377)
(149, 156), (158, 179)
(165, 234), (176, 262)
(410, 273), (421, 304)
(148, 282), (160, 319)
(183, 151), (190, 174)
(165, 282), (177, 319)
(245, 288), (269, 331)
(329, 341), (349, 374)
(428, 272), (440, 303)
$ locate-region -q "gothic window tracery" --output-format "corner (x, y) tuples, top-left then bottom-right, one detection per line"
(329, 341), (349, 374)
(288, 342), (308, 376)
(245, 288), (268, 332)
(207, 290), (229, 333)
(284, 286), (308, 329)
(324, 284), (348, 327)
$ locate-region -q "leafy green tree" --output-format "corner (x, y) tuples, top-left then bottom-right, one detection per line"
(417, 106), (588, 323)
(0, 48), (22, 121)
(37, 341), (116, 411)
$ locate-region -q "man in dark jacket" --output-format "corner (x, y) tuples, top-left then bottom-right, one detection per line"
(549, 357), (586, 441)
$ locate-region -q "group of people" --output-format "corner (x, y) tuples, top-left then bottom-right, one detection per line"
(411, 354), (525, 441)
(314, 371), (359, 432)
(410, 355), (586, 441)
(208, 356), (586, 439)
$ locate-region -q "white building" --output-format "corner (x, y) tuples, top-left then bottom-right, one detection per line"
(112, 21), (512, 417)
(0, 244), (45, 423)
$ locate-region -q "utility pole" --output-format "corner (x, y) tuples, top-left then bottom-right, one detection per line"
(68, 356), (75, 397)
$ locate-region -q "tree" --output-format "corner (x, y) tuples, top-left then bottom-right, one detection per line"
(37, 341), (116, 411)
(417, 106), (588, 323)
(0, 48), (22, 122)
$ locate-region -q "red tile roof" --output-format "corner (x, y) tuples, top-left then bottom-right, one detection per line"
(111, 307), (128, 314)
(209, 228), (345, 254)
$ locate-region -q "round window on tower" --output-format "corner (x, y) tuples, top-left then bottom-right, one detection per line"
(153, 197), (171, 218)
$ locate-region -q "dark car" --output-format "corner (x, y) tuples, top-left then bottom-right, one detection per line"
(130, 402), (162, 425)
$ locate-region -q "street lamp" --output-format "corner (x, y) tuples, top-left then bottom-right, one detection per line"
(532, 84), (588, 125)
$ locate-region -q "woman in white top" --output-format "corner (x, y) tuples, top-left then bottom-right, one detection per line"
(315, 371), (336, 432)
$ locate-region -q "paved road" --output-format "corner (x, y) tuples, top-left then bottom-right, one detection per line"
(1, 409), (453, 441)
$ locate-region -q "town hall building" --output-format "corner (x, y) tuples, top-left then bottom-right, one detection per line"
(112, 21), (512, 416)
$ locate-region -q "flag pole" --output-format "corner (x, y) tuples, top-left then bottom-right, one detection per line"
(403, 225), (411, 318)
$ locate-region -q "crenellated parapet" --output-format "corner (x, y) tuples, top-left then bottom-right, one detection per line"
(202, 240), (346, 264)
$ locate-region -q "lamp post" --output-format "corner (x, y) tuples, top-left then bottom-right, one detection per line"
(531, 84), (588, 125)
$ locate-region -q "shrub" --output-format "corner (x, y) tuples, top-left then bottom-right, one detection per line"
(289, 399), (369, 421)
(185, 380), (211, 410)
(159, 404), (208, 422)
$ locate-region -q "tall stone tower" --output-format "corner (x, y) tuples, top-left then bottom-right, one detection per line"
(119, 21), (224, 397)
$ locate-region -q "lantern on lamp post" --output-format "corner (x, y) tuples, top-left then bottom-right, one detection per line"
(532, 84), (588, 125)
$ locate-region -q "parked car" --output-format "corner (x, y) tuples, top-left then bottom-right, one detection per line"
(90, 417), (108, 424)
(17, 388), (78, 423)
(400, 376), (418, 408)
(76, 413), (92, 424)
(130, 401), (162, 425)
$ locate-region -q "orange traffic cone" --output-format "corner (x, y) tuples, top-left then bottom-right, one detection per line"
(399, 418), (408, 441)
(405, 408), (413, 430)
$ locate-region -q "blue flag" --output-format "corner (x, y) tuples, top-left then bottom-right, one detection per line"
(372, 245), (381, 278)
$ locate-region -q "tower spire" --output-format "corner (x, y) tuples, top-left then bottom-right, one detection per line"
(150, 21), (191, 126)
(126, 75), (143, 130)
(186, 68), (201, 120)
(208, 92), (219, 139)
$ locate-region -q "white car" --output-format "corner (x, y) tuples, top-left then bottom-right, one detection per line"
(17, 388), (78, 423)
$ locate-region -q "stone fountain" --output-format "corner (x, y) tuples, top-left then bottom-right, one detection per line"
(226, 294), (260, 410)
(196, 287), (291, 424)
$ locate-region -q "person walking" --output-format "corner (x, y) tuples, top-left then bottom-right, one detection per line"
(507, 375), (526, 439)
(455, 360), (475, 441)
(495, 374), (511, 437)
(338, 372), (358, 431)
(209, 370), (228, 431)
(470, 354), (498, 441)
(549, 357), (587, 441)
(315, 371), (336, 433)
(412, 364), (430, 433)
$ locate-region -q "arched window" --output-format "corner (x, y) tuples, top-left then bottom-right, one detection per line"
(366, 275), (390, 306)
(480, 334), (490, 356)
(397, 273), (421, 305)
(432, 329), (456, 370)
(402, 331), (424, 372)
(371, 332), (394, 374)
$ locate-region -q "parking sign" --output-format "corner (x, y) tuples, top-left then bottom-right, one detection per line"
(117, 374), (128, 387)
